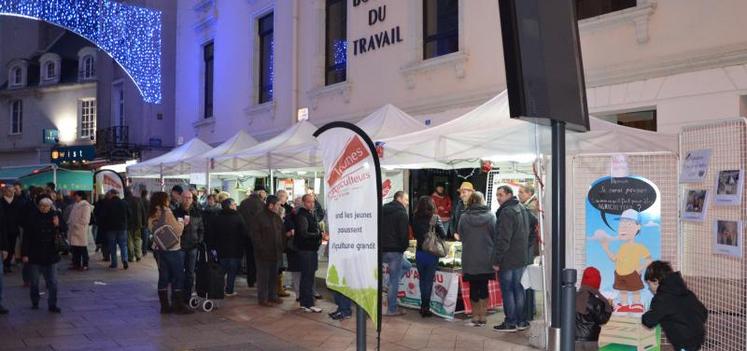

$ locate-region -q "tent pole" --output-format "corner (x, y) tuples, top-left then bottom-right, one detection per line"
(160, 163), (165, 192)
(206, 159), (212, 193)
(52, 164), (58, 188)
(269, 169), (275, 194)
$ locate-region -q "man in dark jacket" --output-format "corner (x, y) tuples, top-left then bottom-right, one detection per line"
(449, 182), (475, 239)
(94, 194), (110, 261)
(252, 195), (285, 306)
(294, 194), (323, 313)
(124, 188), (144, 262)
(174, 190), (204, 303)
(104, 190), (130, 270)
(492, 185), (530, 332)
(2, 185), (23, 273)
(642, 261), (707, 351)
(381, 191), (411, 316)
(212, 199), (248, 296)
(238, 186), (266, 287)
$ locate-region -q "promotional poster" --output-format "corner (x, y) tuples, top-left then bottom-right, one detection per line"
(318, 128), (380, 325)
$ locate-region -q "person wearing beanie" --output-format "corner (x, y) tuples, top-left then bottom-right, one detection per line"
(576, 267), (613, 349)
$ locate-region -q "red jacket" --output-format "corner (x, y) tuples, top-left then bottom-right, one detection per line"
(431, 192), (452, 222)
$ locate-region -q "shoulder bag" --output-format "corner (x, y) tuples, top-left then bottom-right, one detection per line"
(422, 215), (447, 257)
(152, 209), (180, 251)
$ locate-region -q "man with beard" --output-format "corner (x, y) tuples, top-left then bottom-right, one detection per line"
(449, 182), (475, 240)
(431, 184), (452, 231)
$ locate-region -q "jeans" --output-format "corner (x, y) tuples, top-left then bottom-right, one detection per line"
(183, 248), (198, 298)
(220, 258), (241, 294)
(298, 250), (318, 308)
(30, 263), (58, 308)
(157, 250), (185, 291)
(334, 292), (353, 316)
(498, 267), (527, 326)
(383, 252), (411, 313)
(141, 228), (151, 255)
(107, 230), (129, 267)
(256, 259), (279, 303)
(416, 251), (438, 309)
(127, 228), (143, 261)
(71, 246), (89, 268)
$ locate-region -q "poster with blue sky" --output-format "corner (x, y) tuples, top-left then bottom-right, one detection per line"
(586, 175), (661, 312)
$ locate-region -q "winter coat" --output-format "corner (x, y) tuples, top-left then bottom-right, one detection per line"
(239, 194), (264, 233)
(209, 208), (248, 259)
(314, 200), (326, 223)
(294, 207), (322, 252)
(458, 205), (498, 276)
(642, 272), (708, 350)
(67, 200), (92, 247)
(174, 204), (205, 250)
(494, 197), (530, 270)
(252, 208), (285, 262)
(21, 210), (61, 265)
(147, 207), (184, 252)
(126, 196), (145, 231)
(575, 286), (613, 341)
(381, 201), (409, 253)
(449, 200), (468, 237)
(102, 197), (130, 231)
(412, 214), (446, 252)
(431, 192), (452, 223)
(1, 196), (23, 238)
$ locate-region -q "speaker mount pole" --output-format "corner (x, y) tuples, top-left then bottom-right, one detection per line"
(549, 119), (566, 350)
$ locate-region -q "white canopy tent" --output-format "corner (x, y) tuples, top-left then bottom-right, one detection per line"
(175, 130), (259, 175)
(376, 90), (678, 169)
(127, 138), (213, 178)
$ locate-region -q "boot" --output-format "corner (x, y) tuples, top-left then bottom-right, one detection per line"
(478, 299), (487, 323)
(420, 299), (433, 318)
(158, 290), (171, 314)
(172, 290), (194, 315)
(278, 274), (290, 298)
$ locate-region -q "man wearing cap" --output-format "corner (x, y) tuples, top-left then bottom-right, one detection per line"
(449, 182), (475, 239)
(597, 208), (652, 313)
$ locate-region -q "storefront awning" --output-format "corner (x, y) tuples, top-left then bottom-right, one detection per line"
(19, 169), (93, 191)
(0, 165), (49, 181)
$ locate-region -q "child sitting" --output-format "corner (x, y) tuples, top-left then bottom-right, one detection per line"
(576, 267), (613, 349)
(642, 261), (708, 351)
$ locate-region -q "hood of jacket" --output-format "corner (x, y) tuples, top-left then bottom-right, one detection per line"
(658, 272), (689, 296)
(461, 205), (493, 226)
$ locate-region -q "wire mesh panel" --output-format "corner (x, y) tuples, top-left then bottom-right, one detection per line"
(571, 153), (679, 272)
(680, 119), (747, 351)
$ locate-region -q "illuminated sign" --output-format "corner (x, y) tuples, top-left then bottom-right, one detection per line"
(51, 145), (96, 164)
(43, 129), (59, 144)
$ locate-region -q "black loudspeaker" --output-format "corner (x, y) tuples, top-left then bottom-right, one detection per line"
(499, 0), (589, 132)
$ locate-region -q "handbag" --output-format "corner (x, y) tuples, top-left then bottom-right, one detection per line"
(54, 231), (70, 254)
(152, 209), (180, 251)
(422, 215), (447, 257)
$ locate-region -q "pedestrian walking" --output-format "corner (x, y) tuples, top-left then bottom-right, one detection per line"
(174, 190), (204, 303)
(252, 195), (285, 307)
(458, 192), (497, 327)
(21, 198), (62, 313)
(148, 192), (192, 314)
(411, 195), (447, 318)
(67, 191), (92, 271)
(381, 191), (411, 317)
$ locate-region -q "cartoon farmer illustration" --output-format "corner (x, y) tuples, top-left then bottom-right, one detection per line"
(596, 209), (652, 313)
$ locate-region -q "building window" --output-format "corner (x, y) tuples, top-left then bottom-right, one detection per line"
(81, 55), (96, 79)
(10, 100), (22, 135)
(79, 99), (97, 139)
(423, 0), (459, 60)
(576, 0), (636, 20)
(45, 61), (56, 80)
(258, 12), (274, 104)
(325, 0), (347, 86)
(600, 109), (656, 132)
(203, 41), (214, 119)
(10, 66), (22, 86)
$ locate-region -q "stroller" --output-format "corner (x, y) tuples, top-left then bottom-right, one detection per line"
(189, 243), (225, 312)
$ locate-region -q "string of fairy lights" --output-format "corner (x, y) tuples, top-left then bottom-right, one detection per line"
(0, 0), (162, 103)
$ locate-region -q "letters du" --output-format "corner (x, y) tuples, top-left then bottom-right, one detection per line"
(353, 0), (387, 26)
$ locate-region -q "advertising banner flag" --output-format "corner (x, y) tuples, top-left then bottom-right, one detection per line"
(315, 123), (382, 327)
(94, 170), (125, 199)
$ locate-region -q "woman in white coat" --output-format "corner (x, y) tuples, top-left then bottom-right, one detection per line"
(67, 191), (92, 271)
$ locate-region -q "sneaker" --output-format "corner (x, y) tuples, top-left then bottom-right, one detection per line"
(48, 306), (61, 314)
(517, 321), (530, 331)
(493, 322), (518, 333)
(465, 320), (485, 327)
(328, 310), (341, 318)
(225, 292), (238, 297)
(301, 306), (322, 313)
(383, 310), (406, 317)
(123, 262), (129, 270)
(314, 293), (322, 300)
(331, 312), (352, 320)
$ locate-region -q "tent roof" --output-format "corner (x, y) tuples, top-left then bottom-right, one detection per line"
(159, 130), (259, 176)
(127, 138), (213, 178)
(377, 90), (678, 168)
(356, 104), (425, 140)
(19, 168), (93, 191)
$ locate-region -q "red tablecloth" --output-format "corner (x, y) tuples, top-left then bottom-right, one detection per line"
(458, 274), (503, 314)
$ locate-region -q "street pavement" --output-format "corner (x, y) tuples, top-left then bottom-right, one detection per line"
(0, 253), (536, 351)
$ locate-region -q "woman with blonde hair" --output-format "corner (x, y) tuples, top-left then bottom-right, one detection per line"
(148, 192), (191, 314)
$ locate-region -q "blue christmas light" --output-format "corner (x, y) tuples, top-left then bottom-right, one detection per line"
(333, 40), (347, 67)
(0, 0), (162, 103)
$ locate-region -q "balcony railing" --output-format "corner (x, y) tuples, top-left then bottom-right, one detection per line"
(95, 126), (140, 161)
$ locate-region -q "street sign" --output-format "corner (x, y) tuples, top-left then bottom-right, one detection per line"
(43, 129), (59, 144)
(51, 145), (96, 164)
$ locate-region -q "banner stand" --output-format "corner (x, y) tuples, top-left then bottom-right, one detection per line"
(314, 122), (383, 351)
